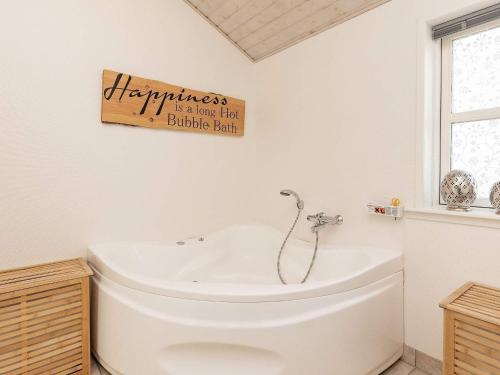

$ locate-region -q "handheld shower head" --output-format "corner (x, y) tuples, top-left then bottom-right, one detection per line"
(280, 189), (304, 209)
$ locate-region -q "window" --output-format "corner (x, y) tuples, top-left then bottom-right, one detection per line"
(440, 20), (500, 207)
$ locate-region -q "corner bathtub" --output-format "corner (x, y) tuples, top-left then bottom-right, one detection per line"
(88, 225), (403, 375)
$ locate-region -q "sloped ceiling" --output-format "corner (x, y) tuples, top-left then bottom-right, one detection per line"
(185, 0), (391, 62)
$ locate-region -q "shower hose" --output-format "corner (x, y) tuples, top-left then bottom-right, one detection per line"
(276, 208), (319, 285)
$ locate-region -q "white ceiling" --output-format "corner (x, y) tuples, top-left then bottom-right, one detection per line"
(185, 0), (391, 62)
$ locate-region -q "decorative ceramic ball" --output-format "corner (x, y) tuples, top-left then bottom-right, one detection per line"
(489, 181), (500, 214)
(440, 170), (477, 211)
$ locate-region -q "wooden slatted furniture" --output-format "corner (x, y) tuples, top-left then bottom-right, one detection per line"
(440, 282), (500, 375)
(0, 259), (93, 374)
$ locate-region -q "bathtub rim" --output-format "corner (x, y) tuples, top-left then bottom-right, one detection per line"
(88, 237), (402, 303)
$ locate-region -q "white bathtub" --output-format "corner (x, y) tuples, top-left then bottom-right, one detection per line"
(88, 225), (403, 375)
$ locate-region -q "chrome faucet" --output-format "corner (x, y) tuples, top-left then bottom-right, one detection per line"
(307, 212), (343, 233)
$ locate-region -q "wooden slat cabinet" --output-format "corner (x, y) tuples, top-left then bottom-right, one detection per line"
(440, 282), (500, 375)
(0, 259), (93, 374)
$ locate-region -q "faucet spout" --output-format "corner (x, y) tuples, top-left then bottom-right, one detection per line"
(307, 212), (343, 232)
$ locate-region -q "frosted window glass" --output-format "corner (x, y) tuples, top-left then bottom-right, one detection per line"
(451, 119), (500, 199)
(452, 26), (500, 113)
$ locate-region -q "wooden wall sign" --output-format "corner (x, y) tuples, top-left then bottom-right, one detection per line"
(101, 69), (245, 136)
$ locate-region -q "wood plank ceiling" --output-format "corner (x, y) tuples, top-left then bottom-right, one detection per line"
(185, 0), (391, 62)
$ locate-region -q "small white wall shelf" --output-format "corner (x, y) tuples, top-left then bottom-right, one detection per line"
(367, 203), (404, 219)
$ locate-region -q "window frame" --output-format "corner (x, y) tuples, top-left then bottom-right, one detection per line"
(439, 18), (500, 208)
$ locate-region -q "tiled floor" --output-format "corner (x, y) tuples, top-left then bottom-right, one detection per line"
(382, 360), (430, 375)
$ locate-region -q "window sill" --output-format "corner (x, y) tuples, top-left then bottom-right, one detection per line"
(405, 206), (500, 229)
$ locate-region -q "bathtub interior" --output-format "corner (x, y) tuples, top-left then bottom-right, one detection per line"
(89, 225), (399, 285)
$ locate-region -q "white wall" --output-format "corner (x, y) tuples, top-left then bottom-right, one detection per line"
(254, 0), (500, 361)
(254, 0), (416, 250)
(404, 218), (500, 359)
(0, 0), (257, 269)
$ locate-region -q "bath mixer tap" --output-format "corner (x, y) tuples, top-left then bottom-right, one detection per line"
(307, 212), (343, 233)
